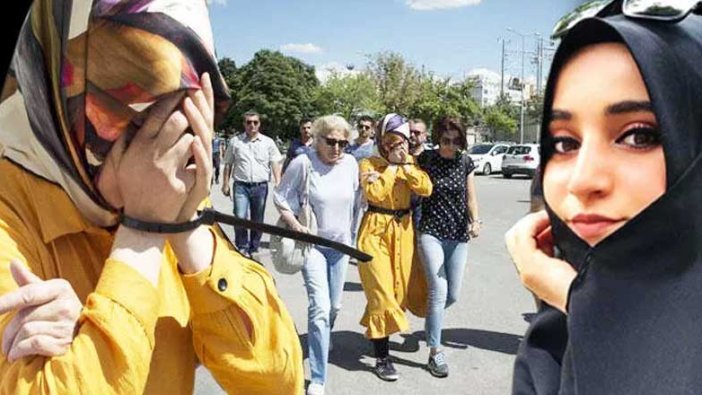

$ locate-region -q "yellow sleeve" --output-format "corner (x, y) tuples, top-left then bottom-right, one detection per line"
(400, 161), (433, 197)
(0, 211), (159, 394)
(360, 158), (399, 204)
(181, 226), (303, 395)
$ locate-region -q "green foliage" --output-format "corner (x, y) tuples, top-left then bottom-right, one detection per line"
(219, 50), (319, 139)
(484, 107), (517, 141)
(366, 52), (422, 115)
(408, 75), (481, 128)
(526, 93), (545, 125)
(362, 52), (482, 128)
(313, 71), (383, 121)
(217, 51), (484, 139)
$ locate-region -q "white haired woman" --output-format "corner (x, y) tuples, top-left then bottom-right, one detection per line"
(274, 115), (359, 395)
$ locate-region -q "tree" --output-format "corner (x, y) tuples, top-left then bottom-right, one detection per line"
(484, 107), (517, 141)
(313, 72), (382, 121)
(408, 73), (449, 126)
(366, 52), (422, 115)
(225, 50), (319, 139)
(494, 93), (520, 120)
(217, 57), (240, 133)
(526, 93), (545, 125)
(409, 75), (481, 128)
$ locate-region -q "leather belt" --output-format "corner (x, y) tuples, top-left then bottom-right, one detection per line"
(367, 205), (411, 219)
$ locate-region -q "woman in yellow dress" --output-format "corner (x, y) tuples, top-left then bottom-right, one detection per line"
(357, 113), (432, 382)
(0, 1), (302, 393)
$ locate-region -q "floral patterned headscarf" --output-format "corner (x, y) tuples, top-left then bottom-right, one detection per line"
(375, 113), (410, 159)
(0, 0), (230, 226)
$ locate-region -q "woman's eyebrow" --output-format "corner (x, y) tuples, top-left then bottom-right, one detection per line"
(606, 100), (653, 115)
(550, 109), (572, 121)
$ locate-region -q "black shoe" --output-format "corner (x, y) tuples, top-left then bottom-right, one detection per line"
(374, 357), (399, 381)
(427, 352), (449, 378)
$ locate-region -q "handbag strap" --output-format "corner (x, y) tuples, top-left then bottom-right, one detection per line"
(302, 154), (312, 225)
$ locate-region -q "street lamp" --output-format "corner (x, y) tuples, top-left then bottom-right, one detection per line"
(507, 27), (527, 144)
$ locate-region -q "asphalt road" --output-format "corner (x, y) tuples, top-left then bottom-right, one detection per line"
(195, 172), (537, 395)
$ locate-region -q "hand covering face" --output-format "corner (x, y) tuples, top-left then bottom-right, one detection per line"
(0, 0), (230, 226)
(375, 113), (410, 160)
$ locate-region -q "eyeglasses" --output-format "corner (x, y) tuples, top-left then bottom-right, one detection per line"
(245, 120), (260, 125)
(324, 137), (349, 148)
(410, 129), (425, 136)
(440, 137), (463, 146)
(552, 0), (702, 39)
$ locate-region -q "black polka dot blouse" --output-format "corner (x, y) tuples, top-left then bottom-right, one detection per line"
(417, 150), (476, 242)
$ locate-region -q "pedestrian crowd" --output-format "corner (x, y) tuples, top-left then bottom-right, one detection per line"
(216, 109), (481, 394)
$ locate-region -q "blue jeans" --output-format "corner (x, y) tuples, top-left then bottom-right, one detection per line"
(302, 246), (350, 384)
(233, 182), (268, 253)
(417, 232), (469, 348)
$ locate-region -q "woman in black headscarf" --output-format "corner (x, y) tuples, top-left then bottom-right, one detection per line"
(506, 1), (702, 394)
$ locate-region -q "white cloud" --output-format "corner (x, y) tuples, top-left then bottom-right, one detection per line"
(315, 62), (359, 84)
(280, 43), (323, 54)
(206, 0), (227, 6)
(406, 0), (481, 10)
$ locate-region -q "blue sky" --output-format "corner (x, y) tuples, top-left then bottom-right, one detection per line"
(208, 0), (582, 81)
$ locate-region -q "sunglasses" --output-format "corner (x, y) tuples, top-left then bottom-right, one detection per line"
(552, 0), (702, 39)
(324, 137), (349, 148)
(245, 120), (260, 125)
(440, 137), (463, 146)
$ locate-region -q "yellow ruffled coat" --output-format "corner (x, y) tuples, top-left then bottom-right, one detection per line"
(357, 157), (432, 339)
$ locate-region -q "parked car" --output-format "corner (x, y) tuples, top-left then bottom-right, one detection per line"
(467, 143), (511, 175)
(502, 144), (540, 178)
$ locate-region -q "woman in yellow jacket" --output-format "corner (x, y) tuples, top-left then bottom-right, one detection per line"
(357, 113), (432, 382)
(0, 1), (302, 394)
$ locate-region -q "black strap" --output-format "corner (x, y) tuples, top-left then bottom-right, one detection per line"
(119, 208), (373, 263)
(367, 205), (411, 217)
(120, 210), (217, 234)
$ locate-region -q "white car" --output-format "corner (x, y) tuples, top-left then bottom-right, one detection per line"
(467, 143), (511, 175)
(502, 144), (540, 178)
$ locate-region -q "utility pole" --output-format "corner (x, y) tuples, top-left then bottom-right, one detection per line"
(535, 35), (542, 96)
(500, 37), (506, 97)
(519, 34), (525, 144)
(507, 28), (526, 144)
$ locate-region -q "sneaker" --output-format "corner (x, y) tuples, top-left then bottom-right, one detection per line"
(374, 357), (399, 381)
(428, 352), (449, 378)
(306, 382), (325, 395)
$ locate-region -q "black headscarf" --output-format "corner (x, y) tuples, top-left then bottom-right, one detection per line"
(513, 12), (702, 395)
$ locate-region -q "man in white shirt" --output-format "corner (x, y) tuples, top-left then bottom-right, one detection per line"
(221, 111), (283, 256)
